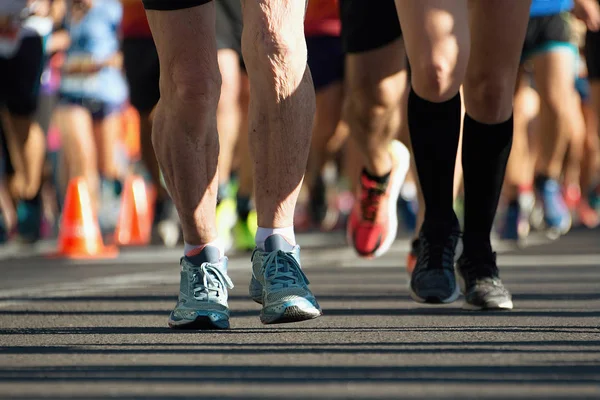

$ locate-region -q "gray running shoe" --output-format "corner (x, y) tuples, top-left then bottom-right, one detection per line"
(169, 246), (234, 329)
(409, 215), (463, 304)
(457, 251), (513, 311)
(250, 234), (321, 324)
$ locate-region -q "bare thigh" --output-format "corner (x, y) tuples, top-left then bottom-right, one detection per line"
(344, 38), (407, 134)
(464, 0), (531, 123)
(54, 104), (99, 206)
(93, 113), (122, 179)
(395, 0), (469, 101)
(55, 105), (96, 169)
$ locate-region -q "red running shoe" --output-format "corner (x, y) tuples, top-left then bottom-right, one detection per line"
(347, 140), (410, 258)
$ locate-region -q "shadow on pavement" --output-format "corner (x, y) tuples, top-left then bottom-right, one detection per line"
(0, 364), (598, 385)
(4, 396), (591, 400)
(1, 340), (600, 355)
(0, 308), (598, 318)
(0, 325), (597, 336)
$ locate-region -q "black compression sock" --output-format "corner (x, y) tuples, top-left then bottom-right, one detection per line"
(236, 194), (252, 221)
(407, 89), (461, 232)
(462, 114), (514, 252)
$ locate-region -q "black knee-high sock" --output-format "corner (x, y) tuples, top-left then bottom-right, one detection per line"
(408, 89), (461, 233)
(462, 114), (513, 252)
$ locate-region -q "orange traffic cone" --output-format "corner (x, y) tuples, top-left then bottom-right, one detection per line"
(115, 175), (153, 246)
(53, 178), (118, 259)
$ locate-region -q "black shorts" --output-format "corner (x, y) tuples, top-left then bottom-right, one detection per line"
(586, 29), (600, 81)
(340, 0), (402, 54)
(521, 12), (574, 62)
(307, 36), (344, 91)
(216, 0), (243, 56)
(123, 37), (160, 113)
(142, 0), (211, 10)
(0, 35), (44, 116)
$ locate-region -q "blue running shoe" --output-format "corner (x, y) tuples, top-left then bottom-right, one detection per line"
(169, 246), (234, 330)
(500, 201), (519, 241)
(250, 234), (321, 324)
(535, 177), (571, 239)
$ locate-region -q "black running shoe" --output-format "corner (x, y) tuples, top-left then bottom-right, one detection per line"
(409, 214), (462, 304)
(456, 250), (513, 310)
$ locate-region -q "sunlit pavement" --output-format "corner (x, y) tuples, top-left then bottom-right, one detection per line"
(0, 229), (598, 399)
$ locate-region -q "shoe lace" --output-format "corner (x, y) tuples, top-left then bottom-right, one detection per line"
(191, 263), (234, 301)
(419, 234), (457, 270)
(263, 250), (309, 290)
(360, 182), (386, 222)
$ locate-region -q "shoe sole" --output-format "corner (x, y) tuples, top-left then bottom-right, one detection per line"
(348, 140), (411, 259)
(261, 304), (322, 325)
(168, 315), (230, 330)
(462, 299), (514, 311)
(409, 281), (461, 304)
(409, 238), (463, 304)
(251, 280), (322, 323)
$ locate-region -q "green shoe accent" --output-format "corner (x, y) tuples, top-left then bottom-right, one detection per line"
(216, 198), (237, 252)
(234, 210), (257, 251)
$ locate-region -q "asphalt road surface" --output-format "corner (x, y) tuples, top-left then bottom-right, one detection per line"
(0, 230), (599, 399)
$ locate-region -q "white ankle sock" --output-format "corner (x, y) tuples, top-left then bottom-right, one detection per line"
(255, 226), (296, 250)
(184, 239), (224, 258)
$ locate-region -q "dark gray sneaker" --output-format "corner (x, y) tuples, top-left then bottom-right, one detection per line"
(409, 215), (463, 304)
(456, 251), (513, 310)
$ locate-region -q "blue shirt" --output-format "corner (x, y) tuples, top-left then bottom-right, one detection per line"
(60, 0), (127, 104)
(530, 0), (574, 17)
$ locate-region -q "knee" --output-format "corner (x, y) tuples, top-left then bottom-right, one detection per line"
(464, 71), (515, 123)
(347, 78), (402, 136)
(411, 56), (463, 102)
(161, 55), (221, 111)
(242, 9), (307, 84)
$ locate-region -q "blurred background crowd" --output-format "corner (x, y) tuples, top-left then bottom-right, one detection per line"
(1, 0), (599, 260)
